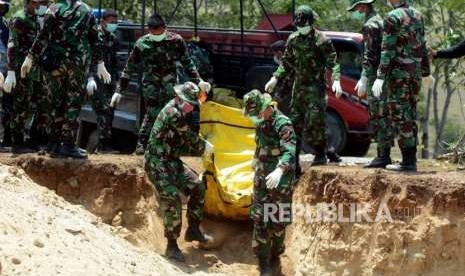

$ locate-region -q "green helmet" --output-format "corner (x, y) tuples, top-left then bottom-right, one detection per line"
(294, 5), (316, 27)
(346, 0), (376, 11)
(243, 90), (272, 117)
(174, 82), (201, 105)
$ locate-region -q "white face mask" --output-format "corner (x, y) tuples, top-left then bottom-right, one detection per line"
(35, 5), (47, 16)
(297, 26), (311, 35)
(152, 31), (167, 42)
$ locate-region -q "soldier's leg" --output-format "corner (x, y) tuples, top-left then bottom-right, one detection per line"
(1, 92), (14, 147)
(92, 82), (115, 153)
(46, 75), (66, 155)
(10, 78), (34, 153)
(306, 95), (327, 166)
(290, 92), (305, 177)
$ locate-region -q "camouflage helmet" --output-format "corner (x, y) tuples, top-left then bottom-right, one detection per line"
(347, 0), (376, 11)
(243, 90), (272, 117)
(294, 5), (316, 27)
(174, 82), (201, 106)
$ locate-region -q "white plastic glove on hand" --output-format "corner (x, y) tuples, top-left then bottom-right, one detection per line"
(203, 140), (215, 164)
(265, 77), (278, 93)
(355, 76), (368, 97)
(0, 72), (4, 89)
(86, 77), (97, 96)
(110, 92), (122, 108)
(97, 62), (111, 84)
(265, 167), (284, 190)
(332, 80), (343, 98)
(372, 79), (384, 98)
(3, 71), (17, 93)
(21, 54), (33, 79)
(422, 75), (435, 91)
(198, 80), (211, 93)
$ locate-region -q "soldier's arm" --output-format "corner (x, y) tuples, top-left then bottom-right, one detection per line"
(7, 18), (22, 71)
(179, 117), (206, 156)
(178, 39), (201, 84)
(276, 116), (297, 173)
(436, 38), (465, 59)
(87, 14), (104, 77)
(325, 39), (341, 81)
(29, 9), (55, 60)
(420, 17), (431, 77)
(361, 23), (381, 78)
(110, 34), (120, 80)
(377, 15), (399, 80)
(119, 43), (142, 92)
(274, 38), (294, 80)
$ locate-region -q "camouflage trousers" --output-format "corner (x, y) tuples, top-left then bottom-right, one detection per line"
(386, 78), (420, 149)
(145, 156), (205, 240)
(45, 69), (86, 144)
(138, 80), (176, 144)
(368, 79), (392, 150)
(91, 81), (115, 141)
(251, 161), (294, 259)
(0, 88), (13, 145)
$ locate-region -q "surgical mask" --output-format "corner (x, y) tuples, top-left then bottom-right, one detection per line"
(152, 31), (167, 42)
(35, 5), (47, 16)
(351, 11), (365, 21)
(106, 23), (118, 33)
(297, 26), (311, 35)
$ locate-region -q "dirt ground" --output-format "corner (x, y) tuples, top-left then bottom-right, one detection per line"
(0, 153), (464, 276)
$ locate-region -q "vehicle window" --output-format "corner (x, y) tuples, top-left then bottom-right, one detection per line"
(332, 39), (362, 80)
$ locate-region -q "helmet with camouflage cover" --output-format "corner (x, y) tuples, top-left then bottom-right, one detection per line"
(243, 90), (272, 117)
(174, 82), (201, 106)
(294, 5), (316, 27)
(346, 0), (376, 11)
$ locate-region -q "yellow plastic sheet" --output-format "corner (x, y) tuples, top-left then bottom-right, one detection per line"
(200, 101), (255, 220)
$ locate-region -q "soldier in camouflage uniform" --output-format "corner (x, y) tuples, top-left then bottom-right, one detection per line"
(90, 9), (119, 153)
(372, 0), (434, 172)
(269, 40), (293, 115)
(0, 0), (10, 151)
(346, 0), (393, 168)
(110, 13), (210, 155)
(144, 82), (213, 262)
(3, 0), (49, 154)
(243, 90), (296, 276)
(265, 5), (342, 174)
(21, 0), (111, 159)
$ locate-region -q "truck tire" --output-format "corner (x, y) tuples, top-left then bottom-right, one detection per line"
(302, 111), (347, 154)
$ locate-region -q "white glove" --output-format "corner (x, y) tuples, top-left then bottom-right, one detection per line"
(265, 77), (278, 93)
(198, 80), (211, 93)
(265, 167), (284, 190)
(332, 80), (343, 98)
(86, 77), (97, 96)
(355, 76), (368, 97)
(372, 79), (384, 98)
(97, 62), (111, 84)
(203, 140), (214, 164)
(21, 54), (33, 79)
(0, 72), (4, 89)
(3, 71), (16, 93)
(110, 92), (122, 108)
(422, 75), (435, 91)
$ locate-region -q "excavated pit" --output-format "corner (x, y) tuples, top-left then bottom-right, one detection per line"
(2, 154), (465, 276)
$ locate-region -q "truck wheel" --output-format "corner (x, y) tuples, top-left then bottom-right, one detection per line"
(301, 112), (347, 154)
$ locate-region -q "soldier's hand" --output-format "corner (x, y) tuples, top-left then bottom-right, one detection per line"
(203, 141), (215, 165)
(0, 72), (4, 89)
(332, 80), (343, 98)
(21, 54), (33, 79)
(265, 77), (278, 93)
(198, 80), (211, 93)
(372, 79), (384, 98)
(97, 62), (112, 84)
(3, 71), (17, 94)
(110, 92), (122, 108)
(355, 76), (368, 97)
(265, 167), (283, 190)
(86, 77), (97, 96)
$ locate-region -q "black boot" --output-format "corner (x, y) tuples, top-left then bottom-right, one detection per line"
(386, 147), (417, 172)
(96, 139), (119, 154)
(184, 221), (213, 244)
(133, 137), (147, 155)
(270, 253), (283, 276)
(311, 145), (327, 166)
(59, 142), (88, 159)
(258, 256), (272, 276)
(11, 133), (37, 154)
(326, 149), (342, 163)
(165, 239), (185, 262)
(364, 148), (392, 168)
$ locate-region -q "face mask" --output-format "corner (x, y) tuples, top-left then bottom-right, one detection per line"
(106, 23), (118, 33)
(351, 11), (365, 21)
(35, 5), (48, 16)
(152, 31), (167, 42)
(297, 26), (311, 35)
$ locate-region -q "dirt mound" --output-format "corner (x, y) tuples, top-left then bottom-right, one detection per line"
(0, 165), (207, 276)
(284, 167), (465, 276)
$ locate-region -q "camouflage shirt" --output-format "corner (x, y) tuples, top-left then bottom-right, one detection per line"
(146, 98), (206, 160)
(254, 109), (296, 173)
(377, 3), (431, 80)
(29, 0), (103, 70)
(361, 11), (383, 80)
(7, 9), (39, 72)
(274, 28), (340, 84)
(120, 31), (200, 91)
(97, 25), (119, 80)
